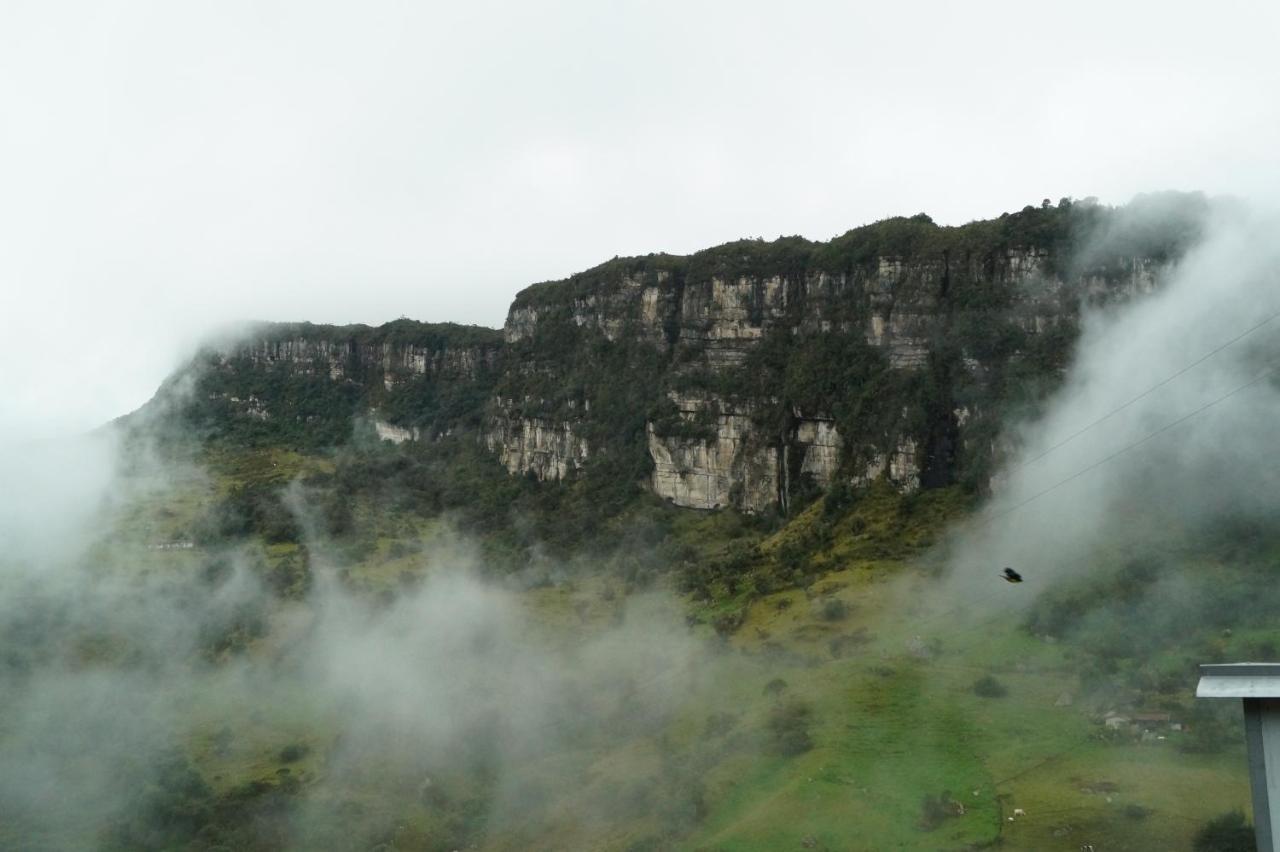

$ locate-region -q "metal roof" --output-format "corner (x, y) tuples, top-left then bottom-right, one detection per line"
(1197, 663), (1280, 698)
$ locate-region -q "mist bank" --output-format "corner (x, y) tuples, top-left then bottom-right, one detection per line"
(0, 430), (720, 850)
(1, 191), (1276, 850)
(937, 197), (1280, 613)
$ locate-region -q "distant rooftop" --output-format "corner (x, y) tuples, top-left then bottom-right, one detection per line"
(1197, 663), (1280, 699)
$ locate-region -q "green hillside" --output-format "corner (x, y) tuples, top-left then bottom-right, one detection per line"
(5, 434), (1258, 852)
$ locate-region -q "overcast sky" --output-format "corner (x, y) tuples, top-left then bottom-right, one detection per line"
(2, 0), (1278, 437)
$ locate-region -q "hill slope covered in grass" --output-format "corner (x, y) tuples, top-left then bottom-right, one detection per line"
(1, 432), (1261, 851)
(6, 192), (1277, 851)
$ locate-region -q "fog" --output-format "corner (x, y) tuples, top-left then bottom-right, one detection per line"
(935, 197), (1280, 633)
(0, 428), (709, 849)
(4, 1), (1280, 438)
(5, 4), (1280, 841)
(3, 199), (1278, 846)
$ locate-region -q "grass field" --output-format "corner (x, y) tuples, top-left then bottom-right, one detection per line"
(8, 446), (1257, 851)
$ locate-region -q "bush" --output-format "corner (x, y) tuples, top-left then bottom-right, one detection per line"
(279, 743), (310, 763)
(767, 699), (814, 756)
(1124, 803), (1151, 821)
(1193, 810), (1255, 852)
(820, 598), (850, 622)
(105, 753), (214, 850)
(704, 712), (739, 738)
(762, 677), (788, 698)
(823, 479), (856, 518)
(712, 610), (744, 636)
(918, 791), (962, 831)
(972, 675), (1008, 698)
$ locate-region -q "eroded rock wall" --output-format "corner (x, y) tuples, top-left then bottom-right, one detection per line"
(484, 410), (589, 481)
(178, 199), (1204, 513)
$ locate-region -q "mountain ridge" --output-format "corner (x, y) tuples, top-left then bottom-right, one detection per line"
(141, 193), (1208, 515)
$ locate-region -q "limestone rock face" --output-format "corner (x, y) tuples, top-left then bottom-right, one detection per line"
(182, 321), (504, 445)
(485, 413), (588, 481)
(647, 395), (777, 511)
(502, 249), (1101, 374)
(794, 417), (842, 487)
(232, 336), (499, 391)
(505, 272), (676, 349)
(647, 394), (872, 513)
(497, 238), (1177, 511)
(860, 437), (920, 492)
(373, 419), (419, 445)
(173, 200), (1204, 514)
(677, 276), (788, 367)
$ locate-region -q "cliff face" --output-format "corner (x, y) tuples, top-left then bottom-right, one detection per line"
(484, 405), (590, 481)
(172, 320), (504, 449)
(231, 328), (499, 388)
(493, 198), (1188, 510)
(165, 197), (1204, 513)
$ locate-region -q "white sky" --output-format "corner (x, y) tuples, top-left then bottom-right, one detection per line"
(2, 0), (1279, 437)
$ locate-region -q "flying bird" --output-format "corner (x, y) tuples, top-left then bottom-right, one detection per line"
(1001, 567), (1023, 584)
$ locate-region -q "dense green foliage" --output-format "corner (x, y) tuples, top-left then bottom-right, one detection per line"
(1193, 810), (1256, 852)
(241, 318), (502, 351)
(513, 193), (1208, 310)
(166, 320), (502, 451)
(151, 193), (1213, 537)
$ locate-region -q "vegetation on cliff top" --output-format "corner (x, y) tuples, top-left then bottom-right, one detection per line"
(235, 318), (503, 351)
(510, 192), (1208, 310)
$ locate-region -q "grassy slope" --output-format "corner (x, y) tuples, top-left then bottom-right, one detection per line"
(90, 446), (1255, 852)
(683, 565), (1250, 851)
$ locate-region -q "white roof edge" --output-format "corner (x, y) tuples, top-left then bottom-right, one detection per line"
(1197, 674), (1280, 698)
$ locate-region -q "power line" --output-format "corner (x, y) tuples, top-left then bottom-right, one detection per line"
(1013, 305), (1280, 473)
(983, 357), (1280, 526)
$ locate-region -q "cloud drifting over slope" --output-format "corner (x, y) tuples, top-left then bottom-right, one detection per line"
(942, 197), (1280, 612)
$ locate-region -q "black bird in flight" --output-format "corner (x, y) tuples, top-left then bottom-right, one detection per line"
(1001, 567), (1023, 584)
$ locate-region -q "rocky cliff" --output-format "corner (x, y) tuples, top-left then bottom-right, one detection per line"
(161, 195), (1206, 513)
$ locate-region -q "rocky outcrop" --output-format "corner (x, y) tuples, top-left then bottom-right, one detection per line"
(677, 276), (787, 367)
(503, 248), (1099, 374)
(793, 417), (842, 487)
(176, 321), (504, 448)
(646, 393), (917, 512)
(647, 395), (777, 511)
(506, 271), (677, 349)
(230, 333), (500, 390)
(861, 438), (920, 492)
(372, 419), (419, 444)
(171, 198), (1206, 513)
(485, 411), (589, 481)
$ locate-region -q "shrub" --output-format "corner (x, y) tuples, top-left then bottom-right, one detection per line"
(822, 479), (856, 518)
(1193, 810), (1255, 852)
(767, 700), (814, 756)
(712, 610), (744, 636)
(762, 678), (788, 698)
(278, 743), (310, 763)
(820, 598), (850, 622)
(973, 675), (1008, 698)
(704, 713), (739, 738)
(105, 754), (214, 849)
(918, 791), (961, 831)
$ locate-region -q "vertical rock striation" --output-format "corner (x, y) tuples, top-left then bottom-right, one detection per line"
(164, 196), (1208, 513)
